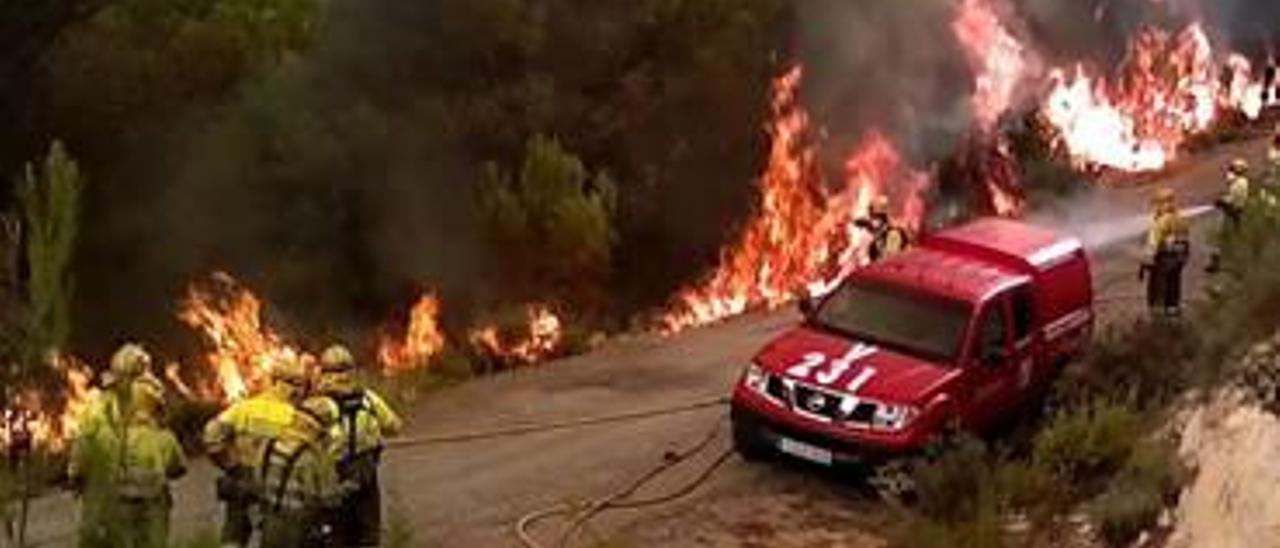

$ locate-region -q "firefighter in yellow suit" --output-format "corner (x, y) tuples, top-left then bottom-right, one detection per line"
(317, 344), (403, 546)
(855, 196), (910, 263)
(1208, 158), (1252, 273)
(78, 344), (153, 440)
(203, 353), (308, 548)
(1144, 188), (1190, 317)
(69, 368), (186, 548)
(256, 396), (346, 548)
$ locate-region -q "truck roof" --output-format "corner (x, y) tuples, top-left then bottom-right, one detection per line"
(856, 248), (1029, 304)
(922, 218), (1084, 273)
(852, 219), (1080, 304)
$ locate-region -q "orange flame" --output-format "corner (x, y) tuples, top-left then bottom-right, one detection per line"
(177, 272), (305, 402)
(1043, 23), (1271, 172)
(953, 0), (1032, 131)
(1, 352), (98, 454)
(660, 68), (929, 332)
(469, 305), (564, 365)
(377, 293), (446, 374)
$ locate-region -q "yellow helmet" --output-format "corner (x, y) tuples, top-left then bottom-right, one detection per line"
(870, 195), (890, 216)
(266, 352), (308, 387)
(110, 343), (152, 381)
(320, 344), (356, 373)
(1229, 158), (1249, 175)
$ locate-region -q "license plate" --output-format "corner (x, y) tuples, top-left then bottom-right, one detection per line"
(778, 437), (833, 466)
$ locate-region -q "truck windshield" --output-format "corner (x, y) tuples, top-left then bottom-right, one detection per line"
(813, 283), (971, 362)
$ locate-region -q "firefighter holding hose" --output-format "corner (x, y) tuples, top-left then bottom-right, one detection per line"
(855, 196), (910, 263)
(317, 344), (402, 547)
(202, 353), (308, 548)
(1207, 158), (1252, 273)
(1143, 188), (1190, 317)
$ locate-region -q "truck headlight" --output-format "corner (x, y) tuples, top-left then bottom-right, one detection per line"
(742, 363), (768, 393)
(872, 403), (919, 432)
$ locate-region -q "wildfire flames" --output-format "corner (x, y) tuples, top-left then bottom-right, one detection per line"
(378, 293), (446, 374)
(661, 68), (930, 333)
(2, 353), (97, 453)
(1043, 23), (1273, 172)
(469, 305), (565, 365)
(177, 272), (307, 402)
(953, 0), (1032, 131)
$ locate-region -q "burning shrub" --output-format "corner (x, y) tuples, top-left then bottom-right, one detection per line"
(467, 303), (566, 372)
(478, 135), (617, 314)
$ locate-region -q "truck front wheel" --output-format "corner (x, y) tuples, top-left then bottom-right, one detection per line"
(731, 413), (773, 462)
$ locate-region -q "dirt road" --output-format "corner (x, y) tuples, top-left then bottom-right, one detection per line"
(20, 138), (1270, 547)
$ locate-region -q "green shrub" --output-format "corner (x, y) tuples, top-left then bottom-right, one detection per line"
(1056, 321), (1201, 411)
(994, 458), (1055, 514)
(912, 436), (996, 524)
(1093, 484), (1162, 548)
(478, 135), (617, 313)
(170, 529), (220, 548)
(1031, 402), (1142, 492)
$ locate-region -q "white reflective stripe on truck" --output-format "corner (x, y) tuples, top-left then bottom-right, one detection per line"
(1044, 308), (1092, 341)
(1027, 238), (1084, 270)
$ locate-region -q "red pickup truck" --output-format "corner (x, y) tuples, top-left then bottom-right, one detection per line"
(731, 218), (1094, 467)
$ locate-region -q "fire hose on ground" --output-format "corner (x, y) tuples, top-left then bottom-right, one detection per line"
(514, 416), (734, 548)
(378, 396), (736, 546)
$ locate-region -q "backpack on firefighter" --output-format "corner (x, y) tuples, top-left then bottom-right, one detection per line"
(255, 397), (343, 548)
(318, 344), (402, 547)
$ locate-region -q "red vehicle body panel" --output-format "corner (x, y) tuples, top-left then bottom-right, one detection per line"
(731, 218), (1094, 464)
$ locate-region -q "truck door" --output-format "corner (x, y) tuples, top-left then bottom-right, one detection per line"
(965, 294), (1019, 430)
(1008, 284), (1040, 393)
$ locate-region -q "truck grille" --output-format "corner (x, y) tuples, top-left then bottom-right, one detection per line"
(764, 375), (880, 427)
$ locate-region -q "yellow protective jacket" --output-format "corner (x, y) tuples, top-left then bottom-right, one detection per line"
(69, 412), (186, 500)
(327, 387), (402, 461)
(1224, 174), (1251, 209)
(77, 374), (162, 440)
(203, 386), (298, 470)
(1147, 209), (1189, 259)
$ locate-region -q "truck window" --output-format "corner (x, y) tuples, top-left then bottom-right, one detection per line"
(977, 303), (1007, 365)
(1011, 286), (1034, 341)
(814, 282), (971, 362)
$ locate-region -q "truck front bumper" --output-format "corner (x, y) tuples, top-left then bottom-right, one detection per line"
(730, 399), (918, 469)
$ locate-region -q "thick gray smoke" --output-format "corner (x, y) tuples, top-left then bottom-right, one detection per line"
(795, 0), (974, 166)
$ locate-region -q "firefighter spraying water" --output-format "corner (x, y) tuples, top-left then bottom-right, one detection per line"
(1142, 188), (1191, 317)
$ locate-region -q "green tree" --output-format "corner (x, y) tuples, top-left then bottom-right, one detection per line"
(18, 141), (83, 363)
(480, 135), (617, 311)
